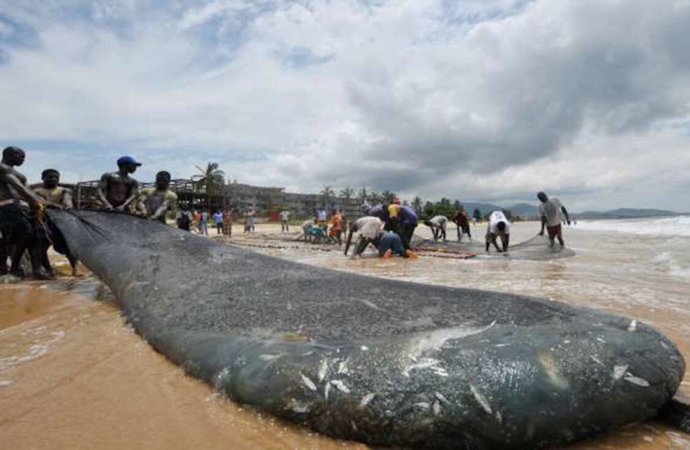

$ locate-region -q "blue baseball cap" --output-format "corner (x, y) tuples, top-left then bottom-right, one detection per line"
(117, 155), (142, 166)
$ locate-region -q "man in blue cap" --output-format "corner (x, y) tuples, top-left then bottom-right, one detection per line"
(98, 156), (141, 212)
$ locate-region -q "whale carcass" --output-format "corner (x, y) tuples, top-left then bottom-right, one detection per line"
(48, 210), (686, 449)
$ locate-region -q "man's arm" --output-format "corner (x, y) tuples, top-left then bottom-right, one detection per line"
(97, 173), (114, 209)
(117, 181), (139, 211)
(539, 216), (546, 235)
(0, 170), (46, 208)
(344, 224), (356, 255)
(62, 188), (74, 210)
(561, 206), (570, 225)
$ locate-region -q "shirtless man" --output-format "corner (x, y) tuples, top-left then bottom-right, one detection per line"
(138, 171), (177, 223)
(98, 156), (141, 212)
(33, 169), (80, 276)
(0, 146), (49, 278)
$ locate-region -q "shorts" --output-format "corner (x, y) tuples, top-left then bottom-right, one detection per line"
(547, 224), (562, 239)
(0, 204), (34, 243)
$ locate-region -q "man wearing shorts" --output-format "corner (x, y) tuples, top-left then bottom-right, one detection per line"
(537, 191), (571, 248)
(0, 146), (49, 278)
(34, 168), (80, 276)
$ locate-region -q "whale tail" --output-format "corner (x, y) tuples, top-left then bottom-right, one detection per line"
(658, 399), (690, 432)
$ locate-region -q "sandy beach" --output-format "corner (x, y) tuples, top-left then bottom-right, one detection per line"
(1, 219), (689, 449)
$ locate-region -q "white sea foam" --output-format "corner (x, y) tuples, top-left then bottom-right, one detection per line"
(578, 216), (690, 237)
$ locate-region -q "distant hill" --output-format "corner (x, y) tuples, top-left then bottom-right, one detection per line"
(458, 203), (681, 221)
(461, 201), (539, 218)
(575, 208), (681, 220)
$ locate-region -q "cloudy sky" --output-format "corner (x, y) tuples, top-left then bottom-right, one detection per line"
(1, 0), (689, 212)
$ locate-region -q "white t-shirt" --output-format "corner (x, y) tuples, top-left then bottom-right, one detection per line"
(538, 198), (564, 227)
(430, 215), (448, 230)
(353, 216), (383, 239)
(317, 210), (327, 221)
(488, 211), (511, 234)
(280, 210), (290, 221)
(302, 220), (314, 231)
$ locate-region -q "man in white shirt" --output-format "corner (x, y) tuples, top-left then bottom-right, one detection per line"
(344, 216), (384, 256)
(485, 210), (510, 253)
(423, 215), (448, 242)
(537, 192), (571, 248)
(280, 210), (290, 232)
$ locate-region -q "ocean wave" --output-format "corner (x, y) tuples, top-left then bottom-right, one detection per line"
(578, 216), (690, 237)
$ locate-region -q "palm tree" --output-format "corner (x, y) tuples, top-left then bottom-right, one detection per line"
(358, 187), (368, 204)
(320, 185), (335, 208)
(192, 162), (225, 194)
(412, 196), (423, 214)
(339, 187), (354, 200)
(380, 190), (396, 204)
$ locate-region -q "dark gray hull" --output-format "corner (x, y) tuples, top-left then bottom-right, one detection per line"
(49, 210), (685, 449)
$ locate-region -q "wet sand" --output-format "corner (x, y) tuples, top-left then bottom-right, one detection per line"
(1, 223), (689, 449)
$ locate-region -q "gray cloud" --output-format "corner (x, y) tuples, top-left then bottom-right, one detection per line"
(0, 0), (688, 211)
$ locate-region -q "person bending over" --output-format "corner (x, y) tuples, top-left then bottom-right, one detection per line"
(387, 204), (418, 250)
(537, 191), (570, 248)
(424, 215), (448, 242)
(373, 230), (417, 259)
(485, 210), (511, 253)
(344, 216), (383, 256)
(452, 209), (472, 241)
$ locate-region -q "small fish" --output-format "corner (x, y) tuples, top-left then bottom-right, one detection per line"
(627, 320), (637, 332)
(300, 373), (317, 391)
(613, 365), (629, 380)
(415, 402), (430, 409)
(338, 358), (350, 375)
(259, 354), (282, 361)
(331, 379), (351, 393)
(317, 359), (329, 381)
(435, 392), (450, 404)
(624, 373), (650, 387)
(324, 382), (332, 400)
(470, 385), (492, 415)
(359, 393), (376, 408)
(360, 345), (369, 351)
(432, 401), (442, 416)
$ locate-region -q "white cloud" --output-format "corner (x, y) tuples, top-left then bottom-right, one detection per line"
(0, 0), (689, 211)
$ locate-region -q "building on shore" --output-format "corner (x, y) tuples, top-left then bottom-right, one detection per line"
(71, 178), (363, 220)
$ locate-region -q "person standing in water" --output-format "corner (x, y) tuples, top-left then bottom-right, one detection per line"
(138, 171), (177, 223)
(537, 191), (570, 248)
(0, 146), (49, 278)
(176, 205), (193, 231)
(33, 169), (81, 276)
(485, 210), (511, 253)
(97, 156), (141, 212)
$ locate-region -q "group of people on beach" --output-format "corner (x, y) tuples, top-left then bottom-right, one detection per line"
(0, 148), (185, 279)
(1, 144), (572, 278)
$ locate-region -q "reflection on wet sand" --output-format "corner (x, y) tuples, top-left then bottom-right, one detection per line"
(1, 222), (689, 449)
